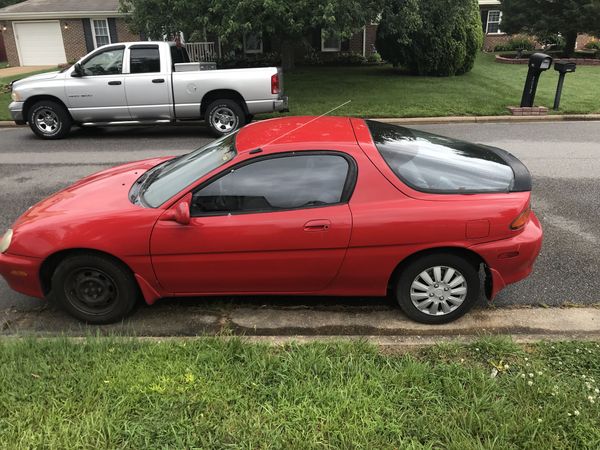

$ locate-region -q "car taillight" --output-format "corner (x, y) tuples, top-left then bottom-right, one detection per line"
(510, 205), (531, 230)
(271, 73), (280, 95)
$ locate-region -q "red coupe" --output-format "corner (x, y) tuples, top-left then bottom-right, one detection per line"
(0, 117), (542, 324)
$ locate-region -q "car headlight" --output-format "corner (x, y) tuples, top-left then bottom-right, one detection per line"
(11, 91), (22, 102)
(0, 229), (13, 253)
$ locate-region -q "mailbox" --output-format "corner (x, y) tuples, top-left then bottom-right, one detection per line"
(520, 53), (553, 107)
(553, 61), (576, 110)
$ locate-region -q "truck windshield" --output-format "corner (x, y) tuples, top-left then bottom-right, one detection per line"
(141, 133), (237, 207)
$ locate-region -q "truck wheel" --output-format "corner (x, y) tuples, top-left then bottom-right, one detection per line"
(205, 99), (245, 137)
(51, 253), (140, 324)
(394, 253), (480, 324)
(28, 100), (72, 139)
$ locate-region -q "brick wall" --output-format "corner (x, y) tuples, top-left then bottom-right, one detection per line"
(114, 18), (140, 42)
(483, 34), (511, 51)
(2, 23), (19, 66)
(61, 19), (87, 63)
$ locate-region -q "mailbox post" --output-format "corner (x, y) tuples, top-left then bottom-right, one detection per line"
(520, 53), (553, 107)
(553, 61), (576, 110)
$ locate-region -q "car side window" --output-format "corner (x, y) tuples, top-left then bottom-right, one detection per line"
(82, 48), (124, 76)
(130, 46), (161, 74)
(191, 154), (352, 216)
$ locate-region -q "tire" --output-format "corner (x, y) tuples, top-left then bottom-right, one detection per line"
(28, 100), (72, 139)
(395, 253), (480, 324)
(245, 113), (254, 124)
(51, 253), (139, 324)
(205, 99), (245, 137)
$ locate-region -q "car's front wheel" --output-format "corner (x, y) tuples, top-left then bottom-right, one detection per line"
(205, 99), (245, 137)
(51, 253), (139, 324)
(395, 253), (480, 324)
(28, 100), (72, 139)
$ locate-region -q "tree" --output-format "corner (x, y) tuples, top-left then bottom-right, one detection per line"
(500, 0), (600, 57)
(121, 0), (382, 70)
(376, 0), (483, 76)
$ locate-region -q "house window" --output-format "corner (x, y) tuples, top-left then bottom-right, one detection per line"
(92, 19), (111, 48)
(321, 30), (341, 52)
(486, 10), (502, 34)
(244, 33), (263, 54)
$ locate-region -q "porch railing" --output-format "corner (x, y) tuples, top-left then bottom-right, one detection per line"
(185, 42), (217, 61)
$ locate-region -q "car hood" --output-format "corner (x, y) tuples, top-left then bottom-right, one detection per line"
(12, 71), (61, 87)
(12, 156), (174, 229)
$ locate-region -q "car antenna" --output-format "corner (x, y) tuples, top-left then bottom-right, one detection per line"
(259, 100), (352, 148)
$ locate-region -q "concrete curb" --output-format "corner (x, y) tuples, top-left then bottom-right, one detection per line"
(2, 114), (600, 129)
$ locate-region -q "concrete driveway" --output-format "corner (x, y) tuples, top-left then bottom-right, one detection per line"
(0, 120), (599, 334)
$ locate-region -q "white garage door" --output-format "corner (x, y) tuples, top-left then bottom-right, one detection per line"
(14, 21), (67, 66)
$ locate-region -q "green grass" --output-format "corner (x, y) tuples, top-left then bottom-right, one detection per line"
(2, 337), (600, 449)
(0, 61), (8, 69)
(0, 67), (58, 121)
(284, 53), (600, 117)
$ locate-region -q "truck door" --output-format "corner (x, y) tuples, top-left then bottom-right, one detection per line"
(65, 45), (130, 122)
(124, 45), (172, 120)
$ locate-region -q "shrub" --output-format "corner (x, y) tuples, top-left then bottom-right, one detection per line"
(376, 0), (483, 76)
(585, 40), (600, 50)
(367, 52), (383, 64)
(506, 37), (536, 51)
(299, 51), (368, 66)
(215, 52), (281, 69)
(538, 33), (565, 50)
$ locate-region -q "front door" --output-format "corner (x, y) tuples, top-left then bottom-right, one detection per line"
(150, 152), (356, 294)
(124, 45), (171, 119)
(65, 45), (130, 122)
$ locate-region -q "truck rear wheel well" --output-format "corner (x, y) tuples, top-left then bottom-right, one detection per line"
(200, 90), (248, 116)
(22, 95), (72, 123)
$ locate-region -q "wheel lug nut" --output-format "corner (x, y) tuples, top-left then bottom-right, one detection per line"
(429, 293), (434, 297)
(434, 284), (439, 288)
(444, 287), (449, 291)
(439, 296), (444, 300)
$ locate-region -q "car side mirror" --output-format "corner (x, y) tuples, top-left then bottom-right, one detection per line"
(160, 195), (191, 225)
(71, 63), (83, 77)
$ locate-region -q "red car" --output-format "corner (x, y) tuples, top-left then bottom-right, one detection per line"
(0, 117), (542, 324)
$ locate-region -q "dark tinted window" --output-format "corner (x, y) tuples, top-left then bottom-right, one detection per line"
(367, 120), (514, 193)
(130, 47), (160, 73)
(192, 154), (350, 215)
(170, 45), (190, 66)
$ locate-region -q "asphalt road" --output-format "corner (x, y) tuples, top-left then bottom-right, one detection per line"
(0, 120), (599, 326)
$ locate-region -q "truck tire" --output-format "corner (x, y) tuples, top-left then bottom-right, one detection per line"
(28, 100), (72, 140)
(205, 99), (245, 137)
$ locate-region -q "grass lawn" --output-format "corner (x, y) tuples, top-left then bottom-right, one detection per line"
(284, 52), (600, 117)
(0, 67), (59, 121)
(2, 337), (600, 448)
(0, 61), (8, 69)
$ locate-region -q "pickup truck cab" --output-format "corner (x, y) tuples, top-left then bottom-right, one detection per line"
(9, 41), (288, 139)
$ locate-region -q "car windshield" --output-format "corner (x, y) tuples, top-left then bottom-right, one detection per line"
(141, 133), (238, 207)
(366, 120), (514, 193)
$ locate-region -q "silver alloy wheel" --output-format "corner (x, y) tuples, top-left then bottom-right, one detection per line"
(34, 108), (60, 135)
(211, 107), (238, 133)
(410, 265), (468, 316)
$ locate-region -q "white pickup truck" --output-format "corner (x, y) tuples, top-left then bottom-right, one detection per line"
(8, 41), (288, 139)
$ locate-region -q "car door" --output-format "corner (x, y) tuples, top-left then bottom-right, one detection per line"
(124, 44), (172, 120)
(150, 152), (356, 294)
(64, 45), (130, 122)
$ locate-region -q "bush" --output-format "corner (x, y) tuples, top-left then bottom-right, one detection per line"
(538, 33), (565, 51)
(367, 52), (383, 64)
(215, 52), (281, 69)
(299, 51), (368, 66)
(585, 40), (600, 50)
(494, 37), (536, 52)
(376, 0), (483, 76)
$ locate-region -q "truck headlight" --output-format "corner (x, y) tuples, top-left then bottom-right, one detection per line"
(11, 91), (22, 102)
(0, 229), (13, 253)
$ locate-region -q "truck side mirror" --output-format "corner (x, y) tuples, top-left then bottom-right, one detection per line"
(71, 63), (83, 77)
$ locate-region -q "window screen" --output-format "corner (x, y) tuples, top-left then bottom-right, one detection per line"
(130, 47), (161, 73)
(367, 120), (515, 193)
(192, 154), (350, 215)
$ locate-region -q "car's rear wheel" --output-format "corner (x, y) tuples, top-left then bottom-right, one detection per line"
(51, 253), (139, 324)
(205, 99), (245, 137)
(28, 100), (72, 139)
(395, 253), (480, 324)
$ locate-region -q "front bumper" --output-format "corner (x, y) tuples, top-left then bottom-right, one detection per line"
(0, 252), (44, 299)
(8, 101), (26, 124)
(470, 212), (543, 299)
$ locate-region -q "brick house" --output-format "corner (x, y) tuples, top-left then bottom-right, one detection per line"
(0, 0), (140, 67)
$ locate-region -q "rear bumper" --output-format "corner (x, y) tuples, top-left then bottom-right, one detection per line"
(9, 101), (25, 124)
(0, 252), (44, 299)
(246, 96), (289, 114)
(470, 212), (543, 299)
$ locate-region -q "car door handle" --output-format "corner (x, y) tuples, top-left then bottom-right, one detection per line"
(108, 81), (122, 86)
(152, 78), (165, 83)
(303, 219), (331, 231)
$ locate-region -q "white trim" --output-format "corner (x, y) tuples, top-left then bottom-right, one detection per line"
(478, 0), (501, 5)
(0, 11), (125, 20)
(91, 18), (111, 49)
(485, 10), (503, 35)
(321, 29), (341, 52)
(243, 32), (263, 54)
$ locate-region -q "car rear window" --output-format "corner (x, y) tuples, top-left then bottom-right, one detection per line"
(366, 120), (515, 194)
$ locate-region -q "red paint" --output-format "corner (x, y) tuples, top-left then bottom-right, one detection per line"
(0, 117), (543, 306)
